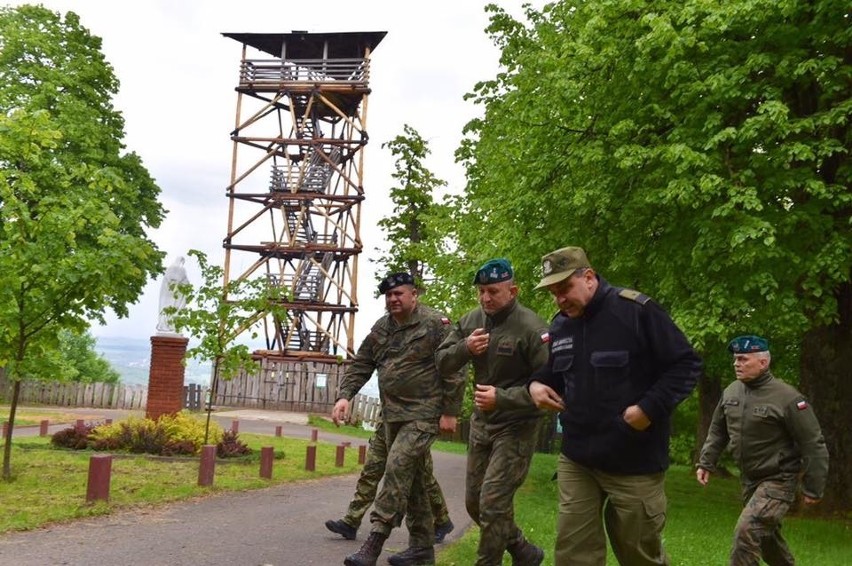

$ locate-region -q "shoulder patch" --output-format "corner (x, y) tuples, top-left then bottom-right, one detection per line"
(796, 399), (809, 411)
(618, 288), (650, 305)
(540, 331), (550, 343)
(440, 317), (451, 325)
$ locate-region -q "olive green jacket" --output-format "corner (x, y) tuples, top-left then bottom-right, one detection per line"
(435, 299), (549, 425)
(698, 370), (829, 499)
(338, 303), (465, 423)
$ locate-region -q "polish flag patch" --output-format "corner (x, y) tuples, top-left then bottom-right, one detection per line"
(796, 399), (809, 411)
(441, 317), (451, 325)
(540, 332), (550, 343)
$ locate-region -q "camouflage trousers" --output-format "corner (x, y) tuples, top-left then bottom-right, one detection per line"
(369, 418), (439, 548)
(730, 476), (797, 566)
(466, 415), (537, 566)
(343, 418), (450, 529)
(555, 456), (669, 566)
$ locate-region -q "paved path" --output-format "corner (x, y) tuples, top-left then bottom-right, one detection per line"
(0, 408), (470, 566)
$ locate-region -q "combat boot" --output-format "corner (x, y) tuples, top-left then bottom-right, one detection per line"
(344, 532), (387, 566)
(433, 519), (454, 543)
(325, 518), (358, 540)
(387, 545), (435, 566)
(507, 538), (544, 566)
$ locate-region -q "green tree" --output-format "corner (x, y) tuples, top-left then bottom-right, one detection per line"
(166, 250), (289, 442)
(0, 5), (165, 480)
(443, 0), (850, 510)
(374, 124), (446, 289)
(58, 330), (120, 384)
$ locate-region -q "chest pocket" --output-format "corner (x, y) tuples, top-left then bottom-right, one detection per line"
(590, 350), (629, 390)
(552, 355), (574, 402)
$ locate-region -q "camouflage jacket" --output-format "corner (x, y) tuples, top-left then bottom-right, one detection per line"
(338, 303), (465, 423)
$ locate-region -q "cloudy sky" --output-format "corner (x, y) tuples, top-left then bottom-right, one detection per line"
(10, 0), (534, 347)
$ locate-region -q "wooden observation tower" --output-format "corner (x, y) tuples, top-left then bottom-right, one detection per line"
(218, 31), (385, 409)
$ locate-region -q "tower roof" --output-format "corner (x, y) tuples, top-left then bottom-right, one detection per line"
(222, 31), (386, 59)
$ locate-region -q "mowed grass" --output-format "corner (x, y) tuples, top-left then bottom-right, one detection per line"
(436, 452), (852, 565)
(0, 433), (360, 533)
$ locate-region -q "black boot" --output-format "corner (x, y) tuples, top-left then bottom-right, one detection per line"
(507, 538), (544, 566)
(344, 532), (387, 566)
(326, 518), (358, 540)
(388, 545), (435, 566)
(433, 519), (454, 543)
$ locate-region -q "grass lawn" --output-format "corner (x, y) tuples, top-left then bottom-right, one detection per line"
(0, 432), (360, 533)
(436, 452), (852, 565)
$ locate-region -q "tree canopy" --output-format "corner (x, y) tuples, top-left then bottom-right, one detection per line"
(0, 4), (165, 478)
(427, 0), (849, 508)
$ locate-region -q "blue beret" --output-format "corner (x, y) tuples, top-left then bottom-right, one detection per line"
(474, 258), (514, 285)
(728, 335), (769, 354)
(378, 272), (415, 295)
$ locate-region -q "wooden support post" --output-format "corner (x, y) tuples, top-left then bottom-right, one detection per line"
(305, 445), (316, 471)
(274, 425), (282, 437)
(260, 446), (274, 479)
(39, 420), (49, 437)
(310, 428), (318, 442)
(231, 420), (239, 434)
(358, 444), (367, 465)
(198, 445), (217, 487)
(86, 454), (112, 503)
(335, 444), (345, 467)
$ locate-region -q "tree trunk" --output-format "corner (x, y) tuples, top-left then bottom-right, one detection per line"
(694, 369), (722, 464)
(799, 282), (852, 514)
(2, 379), (21, 481)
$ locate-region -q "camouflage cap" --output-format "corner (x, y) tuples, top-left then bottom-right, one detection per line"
(728, 335), (769, 354)
(378, 272), (415, 295)
(534, 247), (591, 290)
(473, 258), (514, 285)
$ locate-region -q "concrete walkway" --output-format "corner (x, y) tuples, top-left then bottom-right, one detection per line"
(0, 407), (470, 566)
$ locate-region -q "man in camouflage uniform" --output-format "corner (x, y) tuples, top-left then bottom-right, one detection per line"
(697, 335), (829, 566)
(332, 272), (464, 566)
(324, 413), (455, 543)
(436, 258), (549, 566)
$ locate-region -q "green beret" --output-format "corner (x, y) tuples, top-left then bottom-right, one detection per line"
(728, 335), (769, 354)
(474, 258), (514, 285)
(378, 272), (415, 294)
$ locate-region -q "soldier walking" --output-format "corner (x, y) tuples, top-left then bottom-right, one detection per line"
(436, 258), (549, 566)
(696, 335), (829, 565)
(332, 272), (464, 566)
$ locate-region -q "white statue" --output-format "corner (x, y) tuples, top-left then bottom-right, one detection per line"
(156, 256), (190, 334)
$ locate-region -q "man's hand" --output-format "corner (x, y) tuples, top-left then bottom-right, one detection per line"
(331, 398), (349, 426)
(529, 381), (565, 412)
(474, 384), (498, 411)
(466, 328), (490, 356)
(696, 467), (710, 486)
(623, 404), (651, 431)
(439, 415), (457, 433)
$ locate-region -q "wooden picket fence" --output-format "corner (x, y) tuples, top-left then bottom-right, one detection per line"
(0, 377), (147, 410)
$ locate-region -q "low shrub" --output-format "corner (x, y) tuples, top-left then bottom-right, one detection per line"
(216, 430), (252, 458)
(89, 413), (224, 456)
(51, 422), (99, 450)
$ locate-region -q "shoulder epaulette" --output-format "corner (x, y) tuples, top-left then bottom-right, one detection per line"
(618, 288), (651, 305)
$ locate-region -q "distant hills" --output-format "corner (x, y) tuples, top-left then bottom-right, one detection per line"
(94, 336), (212, 386)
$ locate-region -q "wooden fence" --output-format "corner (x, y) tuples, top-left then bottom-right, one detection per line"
(0, 377), (147, 410)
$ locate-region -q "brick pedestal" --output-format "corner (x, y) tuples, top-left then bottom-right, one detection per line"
(146, 335), (189, 420)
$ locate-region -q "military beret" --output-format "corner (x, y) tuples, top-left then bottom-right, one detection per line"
(474, 258), (514, 285)
(728, 335), (769, 354)
(378, 272), (415, 295)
